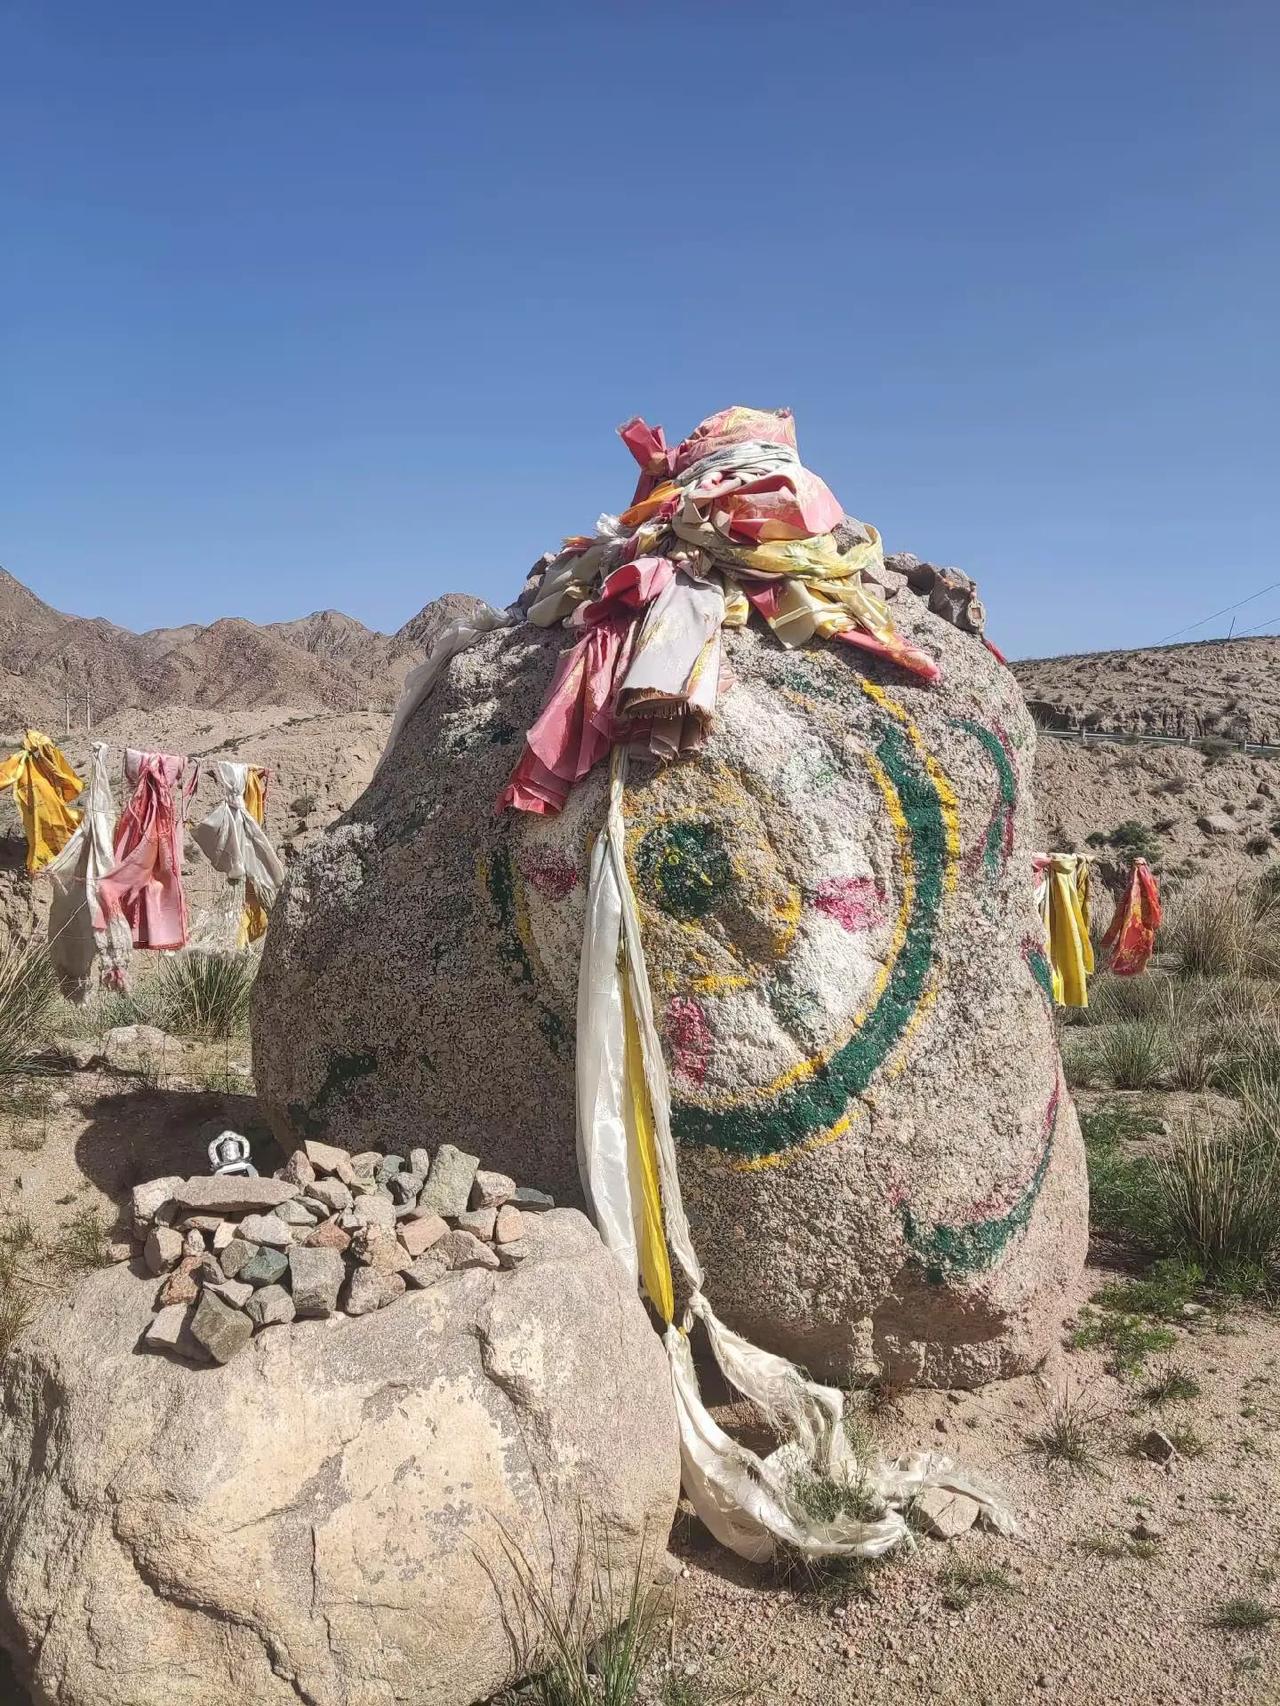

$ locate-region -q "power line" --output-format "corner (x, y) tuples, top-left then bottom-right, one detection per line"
(1235, 610), (1280, 639)
(1155, 579), (1280, 645)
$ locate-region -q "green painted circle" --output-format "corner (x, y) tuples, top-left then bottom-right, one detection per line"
(636, 819), (735, 921)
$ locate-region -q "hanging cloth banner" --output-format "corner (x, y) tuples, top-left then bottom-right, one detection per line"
(1033, 853), (1095, 1007)
(499, 407), (943, 819)
(0, 729), (83, 873)
(97, 749), (196, 989)
(43, 741), (115, 1002)
(240, 766), (271, 944)
(1100, 858), (1161, 977)
(577, 748), (1014, 1562)
(191, 760), (285, 947)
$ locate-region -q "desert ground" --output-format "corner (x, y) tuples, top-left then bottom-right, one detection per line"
(4, 590), (1280, 1702)
(3, 985), (1280, 1704)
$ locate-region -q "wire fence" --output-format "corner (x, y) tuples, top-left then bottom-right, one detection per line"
(1034, 725), (1280, 758)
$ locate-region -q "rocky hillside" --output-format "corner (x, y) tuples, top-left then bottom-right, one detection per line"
(1014, 635), (1280, 746)
(0, 568), (490, 733)
(1016, 634), (1280, 893)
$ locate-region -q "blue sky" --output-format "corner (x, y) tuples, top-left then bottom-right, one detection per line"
(3, 1), (1276, 657)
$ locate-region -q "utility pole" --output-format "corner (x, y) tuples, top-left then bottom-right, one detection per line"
(85, 685), (92, 734)
(64, 689), (71, 737)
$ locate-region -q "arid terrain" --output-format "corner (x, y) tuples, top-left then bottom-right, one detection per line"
(4, 576), (1280, 1704)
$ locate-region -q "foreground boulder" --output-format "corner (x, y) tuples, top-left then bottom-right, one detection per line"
(0, 1210), (678, 1706)
(255, 596), (1088, 1386)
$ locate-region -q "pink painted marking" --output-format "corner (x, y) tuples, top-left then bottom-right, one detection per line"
(814, 875), (888, 933)
(516, 846), (579, 901)
(666, 995), (712, 1086)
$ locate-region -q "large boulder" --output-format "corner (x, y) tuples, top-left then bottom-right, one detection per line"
(0, 1210), (678, 1706)
(254, 603), (1088, 1387)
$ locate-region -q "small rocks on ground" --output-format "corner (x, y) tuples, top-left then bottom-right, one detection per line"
(1140, 1428), (1179, 1465)
(190, 1291), (254, 1364)
(144, 1226), (184, 1275)
(912, 1487), (981, 1540)
(417, 1145), (480, 1218)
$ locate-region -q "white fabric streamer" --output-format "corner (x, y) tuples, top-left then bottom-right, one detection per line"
(377, 603), (517, 774)
(191, 761), (285, 914)
(43, 742), (116, 1003)
(576, 747), (1016, 1562)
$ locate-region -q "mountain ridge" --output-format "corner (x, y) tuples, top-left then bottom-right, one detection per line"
(0, 568), (487, 733)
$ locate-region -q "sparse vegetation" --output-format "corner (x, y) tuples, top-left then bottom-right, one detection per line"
(1079, 1105), (1168, 1250)
(1142, 1364), (1202, 1406)
(49, 1207), (110, 1273)
(0, 943), (59, 1081)
(1092, 1020), (1168, 1090)
(1029, 1385), (1110, 1474)
(1156, 1118), (1280, 1294)
(1163, 1423), (1207, 1459)
(1085, 820), (1163, 864)
(290, 792), (318, 816)
(1210, 1597), (1277, 1632)
(496, 1521), (668, 1706)
(152, 951), (256, 1040)
(790, 1468), (882, 1525)
(937, 1559), (1014, 1611)
(1071, 1308), (1177, 1376)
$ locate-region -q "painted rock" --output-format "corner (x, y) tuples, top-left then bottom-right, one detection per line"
(254, 594), (1088, 1386)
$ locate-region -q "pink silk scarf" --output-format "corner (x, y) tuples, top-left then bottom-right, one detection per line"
(97, 749), (196, 951)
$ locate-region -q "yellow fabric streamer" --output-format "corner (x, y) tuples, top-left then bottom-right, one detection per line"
(237, 766), (271, 946)
(0, 729), (83, 873)
(622, 972), (675, 1325)
(1038, 854), (1094, 1008)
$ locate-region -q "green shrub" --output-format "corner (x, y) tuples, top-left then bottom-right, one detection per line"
(1080, 1106), (1170, 1251)
(1155, 1118), (1280, 1291)
(153, 952), (256, 1040)
(1093, 1020), (1168, 1090)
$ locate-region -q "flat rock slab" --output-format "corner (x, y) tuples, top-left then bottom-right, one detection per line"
(0, 1208), (679, 1706)
(170, 1177), (299, 1216)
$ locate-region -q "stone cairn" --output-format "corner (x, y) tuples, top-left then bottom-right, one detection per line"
(130, 1139), (554, 1364)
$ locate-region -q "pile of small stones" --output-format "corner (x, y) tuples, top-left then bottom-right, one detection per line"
(130, 1138), (555, 1365)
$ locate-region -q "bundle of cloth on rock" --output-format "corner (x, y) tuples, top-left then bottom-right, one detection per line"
(0, 729), (83, 873)
(1100, 858), (1161, 976)
(376, 404), (1015, 1563)
(45, 742), (116, 1001)
(499, 405), (948, 816)
(1034, 853), (1094, 1008)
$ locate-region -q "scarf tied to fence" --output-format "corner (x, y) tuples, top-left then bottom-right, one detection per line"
(44, 741), (115, 1002)
(498, 406), (941, 816)
(0, 729), (83, 872)
(97, 749), (196, 989)
(191, 761), (284, 947)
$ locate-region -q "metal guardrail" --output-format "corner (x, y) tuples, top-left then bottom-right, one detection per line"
(1035, 726), (1280, 757)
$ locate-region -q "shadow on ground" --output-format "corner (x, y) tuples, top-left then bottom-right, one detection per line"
(73, 1084), (280, 1218)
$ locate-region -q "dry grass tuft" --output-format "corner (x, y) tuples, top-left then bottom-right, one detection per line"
(1029, 1384), (1111, 1475)
(0, 943), (59, 1082)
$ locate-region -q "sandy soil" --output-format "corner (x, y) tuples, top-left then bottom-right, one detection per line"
(3, 1062), (1278, 1706)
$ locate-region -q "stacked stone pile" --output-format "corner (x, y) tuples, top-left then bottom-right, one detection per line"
(131, 1138), (555, 1364)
